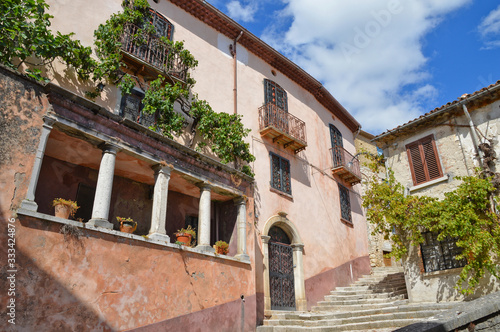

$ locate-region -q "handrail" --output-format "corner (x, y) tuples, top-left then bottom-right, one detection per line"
(258, 103), (307, 144)
(330, 146), (361, 179)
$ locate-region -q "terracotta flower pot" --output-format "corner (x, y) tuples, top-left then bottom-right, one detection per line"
(120, 221), (137, 233)
(54, 204), (71, 219)
(176, 233), (192, 245)
(215, 246), (228, 255)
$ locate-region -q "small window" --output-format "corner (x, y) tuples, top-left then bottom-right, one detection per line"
(270, 153), (291, 195)
(120, 90), (157, 129)
(406, 135), (443, 186)
(338, 183), (352, 223)
(420, 232), (466, 273)
(264, 79), (288, 112)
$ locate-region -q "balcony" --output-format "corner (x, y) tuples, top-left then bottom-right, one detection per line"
(330, 146), (362, 185)
(120, 23), (188, 82)
(258, 103), (307, 153)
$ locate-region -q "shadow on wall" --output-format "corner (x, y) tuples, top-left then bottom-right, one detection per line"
(0, 211), (115, 331)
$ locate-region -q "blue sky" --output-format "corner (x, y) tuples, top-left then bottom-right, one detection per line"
(209, 0), (500, 135)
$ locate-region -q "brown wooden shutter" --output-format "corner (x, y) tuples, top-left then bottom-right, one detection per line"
(422, 137), (442, 181)
(407, 143), (427, 185)
(406, 135), (442, 186)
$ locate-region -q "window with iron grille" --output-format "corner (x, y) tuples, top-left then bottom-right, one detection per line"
(270, 153), (291, 195)
(264, 79), (288, 112)
(420, 232), (466, 273)
(338, 183), (352, 223)
(406, 135), (443, 186)
(120, 90), (157, 129)
(150, 10), (174, 40)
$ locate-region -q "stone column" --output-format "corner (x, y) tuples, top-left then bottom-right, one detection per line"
(196, 183), (214, 252)
(292, 243), (307, 311)
(261, 235), (272, 311)
(88, 143), (119, 229)
(148, 164), (172, 242)
(234, 197), (249, 260)
(20, 115), (57, 211)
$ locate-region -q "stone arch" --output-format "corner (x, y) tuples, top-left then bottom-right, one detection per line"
(261, 212), (307, 311)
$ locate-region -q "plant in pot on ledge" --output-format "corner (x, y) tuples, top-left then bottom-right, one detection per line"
(116, 217), (137, 234)
(213, 240), (229, 255)
(175, 225), (196, 247)
(53, 198), (79, 220)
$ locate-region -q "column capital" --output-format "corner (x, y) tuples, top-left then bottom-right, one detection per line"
(197, 182), (212, 191)
(99, 142), (120, 155)
(261, 235), (271, 244)
(233, 196), (247, 206)
(42, 115), (57, 128)
(291, 243), (304, 251)
(152, 163), (173, 175)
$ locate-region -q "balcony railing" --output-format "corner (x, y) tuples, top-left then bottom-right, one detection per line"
(330, 146), (362, 185)
(120, 23), (188, 82)
(258, 103), (307, 153)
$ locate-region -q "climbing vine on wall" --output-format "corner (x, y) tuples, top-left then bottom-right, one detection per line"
(0, 0), (255, 176)
(362, 154), (500, 294)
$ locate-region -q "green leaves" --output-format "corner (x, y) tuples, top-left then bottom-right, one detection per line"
(0, 0), (95, 81)
(363, 165), (500, 294)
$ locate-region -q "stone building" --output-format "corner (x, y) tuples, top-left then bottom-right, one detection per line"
(355, 131), (397, 268)
(0, 0), (370, 330)
(372, 80), (500, 303)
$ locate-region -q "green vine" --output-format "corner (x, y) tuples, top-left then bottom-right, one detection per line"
(1, 0), (255, 176)
(363, 160), (500, 295)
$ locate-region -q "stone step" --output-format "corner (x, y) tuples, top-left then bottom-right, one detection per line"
(264, 309), (441, 327)
(326, 288), (408, 300)
(316, 293), (407, 306)
(311, 299), (410, 312)
(257, 318), (423, 331)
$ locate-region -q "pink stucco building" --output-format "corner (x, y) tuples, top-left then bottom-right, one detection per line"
(0, 0), (370, 330)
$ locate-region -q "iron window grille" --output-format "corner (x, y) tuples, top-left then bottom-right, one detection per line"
(270, 152), (291, 195)
(120, 90), (158, 130)
(264, 79), (288, 113)
(420, 232), (466, 273)
(406, 135), (443, 186)
(338, 183), (352, 223)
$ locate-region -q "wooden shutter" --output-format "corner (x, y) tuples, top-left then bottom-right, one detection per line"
(264, 79), (288, 112)
(406, 135), (442, 186)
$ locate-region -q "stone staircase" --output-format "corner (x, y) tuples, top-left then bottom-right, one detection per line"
(257, 267), (459, 331)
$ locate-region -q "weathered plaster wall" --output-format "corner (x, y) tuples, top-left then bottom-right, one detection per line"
(0, 68), (257, 331)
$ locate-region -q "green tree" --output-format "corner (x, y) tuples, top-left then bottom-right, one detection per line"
(363, 160), (500, 294)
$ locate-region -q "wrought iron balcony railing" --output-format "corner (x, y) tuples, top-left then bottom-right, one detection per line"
(120, 23), (188, 82)
(258, 103), (307, 153)
(330, 146), (362, 185)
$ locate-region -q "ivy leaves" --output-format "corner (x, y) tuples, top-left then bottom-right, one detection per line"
(363, 165), (500, 294)
(0, 0), (94, 81)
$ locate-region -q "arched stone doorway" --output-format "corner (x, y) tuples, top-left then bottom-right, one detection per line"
(262, 212), (306, 311)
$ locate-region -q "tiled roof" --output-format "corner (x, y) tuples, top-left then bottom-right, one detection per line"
(374, 80), (500, 141)
(167, 0), (361, 132)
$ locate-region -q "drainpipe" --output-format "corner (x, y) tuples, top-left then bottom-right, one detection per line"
(232, 31), (244, 115)
(461, 103), (484, 165)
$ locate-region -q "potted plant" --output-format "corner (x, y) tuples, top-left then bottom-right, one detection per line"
(116, 217), (137, 234)
(213, 240), (229, 255)
(52, 198), (79, 219)
(175, 225), (196, 246)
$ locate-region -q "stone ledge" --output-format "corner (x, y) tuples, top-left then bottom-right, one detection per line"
(16, 208), (251, 265)
(422, 267), (463, 278)
(409, 174), (449, 193)
(394, 291), (500, 332)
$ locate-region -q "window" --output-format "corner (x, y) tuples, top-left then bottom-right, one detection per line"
(150, 10), (174, 40)
(120, 90), (157, 129)
(264, 79), (288, 112)
(330, 124), (343, 167)
(270, 153), (291, 195)
(406, 135), (443, 186)
(338, 183), (352, 223)
(420, 232), (466, 273)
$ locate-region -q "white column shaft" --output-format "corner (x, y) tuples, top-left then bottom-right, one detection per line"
(197, 184), (212, 251)
(235, 198), (249, 260)
(148, 165), (172, 241)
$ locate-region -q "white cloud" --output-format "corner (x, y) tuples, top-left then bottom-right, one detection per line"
(261, 0), (472, 134)
(478, 5), (500, 50)
(226, 1), (258, 22)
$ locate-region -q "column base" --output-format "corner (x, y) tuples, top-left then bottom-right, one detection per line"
(20, 200), (38, 212)
(235, 253), (250, 261)
(148, 233), (170, 243)
(87, 218), (114, 230)
(196, 244), (215, 253)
